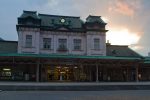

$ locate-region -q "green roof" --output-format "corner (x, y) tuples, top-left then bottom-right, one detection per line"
(144, 57), (150, 64)
(18, 11), (108, 32)
(19, 11), (40, 19)
(144, 61), (150, 64)
(145, 57), (150, 60)
(86, 15), (106, 24)
(0, 53), (141, 60)
(38, 14), (83, 29)
(106, 44), (142, 58)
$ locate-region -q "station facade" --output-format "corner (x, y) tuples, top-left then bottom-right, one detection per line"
(0, 11), (149, 82)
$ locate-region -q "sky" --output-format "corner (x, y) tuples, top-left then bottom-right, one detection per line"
(0, 0), (150, 56)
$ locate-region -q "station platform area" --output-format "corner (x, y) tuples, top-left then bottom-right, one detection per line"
(1, 82), (150, 91)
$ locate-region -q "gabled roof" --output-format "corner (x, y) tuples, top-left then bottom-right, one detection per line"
(0, 41), (18, 53)
(106, 44), (142, 58)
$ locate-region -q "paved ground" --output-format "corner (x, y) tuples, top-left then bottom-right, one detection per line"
(1, 82), (150, 86)
(0, 90), (150, 100)
(1, 82), (150, 91)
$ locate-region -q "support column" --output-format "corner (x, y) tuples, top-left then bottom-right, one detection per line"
(36, 59), (40, 82)
(136, 66), (139, 82)
(79, 64), (84, 81)
(96, 64), (99, 82)
(126, 67), (129, 82)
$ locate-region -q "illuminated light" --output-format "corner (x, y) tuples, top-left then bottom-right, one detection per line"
(64, 67), (68, 69)
(138, 74), (141, 79)
(3, 68), (11, 71)
(56, 66), (61, 68)
(66, 69), (69, 72)
(74, 66), (78, 69)
(60, 72), (65, 74)
(106, 28), (140, 45)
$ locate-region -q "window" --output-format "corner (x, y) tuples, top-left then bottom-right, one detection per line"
(43, 38), (51, 49)
(73, 39), (81, 50)
(58, 39), (67, 51)
(94, 38), (100, 50)
(25, 35), (32, 47)
(51, 19), (54, 24)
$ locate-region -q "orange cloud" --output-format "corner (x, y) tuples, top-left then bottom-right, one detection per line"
(106, 27), (141, 45)
(109, 0), (141, 17)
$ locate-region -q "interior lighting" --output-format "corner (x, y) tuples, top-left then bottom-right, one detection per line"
(3, 68), (11, 71)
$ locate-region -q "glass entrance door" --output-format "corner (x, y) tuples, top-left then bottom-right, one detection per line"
(46, 66), (73, 81)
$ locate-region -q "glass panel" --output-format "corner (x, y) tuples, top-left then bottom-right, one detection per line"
(25, 35), (32, 47)
(74, 39), (81, 50)
(43, 38), (51, 49)
(58, 39), (67, 50)
(94, 38), (100, 50)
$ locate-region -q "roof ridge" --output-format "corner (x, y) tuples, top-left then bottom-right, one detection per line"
(107, 44), (128, 47)
(38, 13), (80, 18)
(23, 10), (37, 14)
(89, 15), (101, 17)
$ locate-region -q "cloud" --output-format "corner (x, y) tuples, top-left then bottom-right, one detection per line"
(129, 44), (144, 51)
(106, 27), (141, 45)
(109, 0), (141, 17)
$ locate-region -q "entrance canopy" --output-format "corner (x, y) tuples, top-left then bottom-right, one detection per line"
(0, 53), (142, 60)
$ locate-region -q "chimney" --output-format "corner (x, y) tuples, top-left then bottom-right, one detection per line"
(106, 40), (111, 45)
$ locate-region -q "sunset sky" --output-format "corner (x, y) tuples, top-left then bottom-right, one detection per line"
(0, 0), (150, 56)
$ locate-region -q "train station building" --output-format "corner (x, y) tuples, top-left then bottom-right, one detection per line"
(0, 11), (149, 82)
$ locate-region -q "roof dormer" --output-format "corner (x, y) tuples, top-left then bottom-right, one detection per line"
(85, 15), (107, 31)
(17, 10), (41, 26)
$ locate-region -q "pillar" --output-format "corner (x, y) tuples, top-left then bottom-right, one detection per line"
(136, 66), (139, 82)
(96, 64), (99, 82)
(36, 60), (40, 82)
(126, 67), (129, 82)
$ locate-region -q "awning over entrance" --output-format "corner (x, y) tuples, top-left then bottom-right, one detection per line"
(0, 53), (142, 60)
(0, 53), (144, 82)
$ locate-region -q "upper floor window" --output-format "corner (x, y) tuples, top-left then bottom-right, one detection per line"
(58, 39), (67, 51)
(25, 35), (32, 47)
(73, 39), (81, 50)
(94, 38), (100, 50)
(43, 38), (51, 49)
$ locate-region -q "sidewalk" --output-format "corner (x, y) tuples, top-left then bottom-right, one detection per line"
(1, 82), (150, 91)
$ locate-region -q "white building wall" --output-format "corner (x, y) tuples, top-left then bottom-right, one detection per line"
(17, 28), (40, 54)
(18, 31), (23, 53)
(40, 31), (54, 54)
(18, 28), (106, 56)
(86, 34), (92, 55)
(70, 35), (86, 55)
(86, 31), (106, 56)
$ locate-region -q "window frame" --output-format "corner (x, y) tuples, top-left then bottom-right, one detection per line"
(58, 39), (67, 51)
(94, 38), (100, 50)
(43, 38), (51, 50)
(25, 35), (32, 48)
(73, 39), (82, 51)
